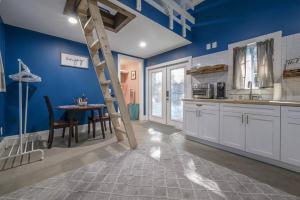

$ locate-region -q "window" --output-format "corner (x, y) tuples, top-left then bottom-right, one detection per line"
(233, 39), (274, 90)
(245, 43), (258, 89)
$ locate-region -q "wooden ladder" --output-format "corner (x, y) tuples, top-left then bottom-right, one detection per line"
(76, 0), (137, 149)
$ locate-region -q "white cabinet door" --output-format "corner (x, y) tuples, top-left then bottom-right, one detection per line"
(245, 114), (280, 160)
(220, 111), (245, 150)
(199, 110), (220, 143)
(183, 107), (198, 137)
(281, 107), (300, 167)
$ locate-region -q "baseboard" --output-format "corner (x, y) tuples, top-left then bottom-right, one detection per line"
(0, 123), (107, 149)
(186, 135), (300, 174)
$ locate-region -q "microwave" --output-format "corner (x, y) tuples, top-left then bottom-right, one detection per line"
(192, 83), (214, 99)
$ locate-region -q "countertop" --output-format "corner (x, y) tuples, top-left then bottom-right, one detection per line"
(182, 98), (300, 107)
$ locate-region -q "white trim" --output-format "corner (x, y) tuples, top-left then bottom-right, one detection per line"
(0, 123), (116, 149)
(117, 54), (145, 121)
(227, 31), (283, 91)
(146, 56), (192, 124)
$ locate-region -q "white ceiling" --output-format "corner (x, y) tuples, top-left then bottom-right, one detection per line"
(0, 0), (191, 58)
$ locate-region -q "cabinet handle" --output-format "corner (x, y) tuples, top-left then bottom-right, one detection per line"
(246, 115), (249, 124)
(242, 114), (244, 124)
(196, 104), (203, 107)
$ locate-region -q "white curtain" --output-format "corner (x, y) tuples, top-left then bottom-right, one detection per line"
(233, 46), (247, 89)
(0, 51), (5, 92)
(257, 39), (274, 88)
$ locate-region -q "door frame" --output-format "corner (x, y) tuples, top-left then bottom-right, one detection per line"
(117, 54), (145, 120)
(148, 67), (167, 123)
(146, 56), (192, 128)
(166, 63), (187, 128)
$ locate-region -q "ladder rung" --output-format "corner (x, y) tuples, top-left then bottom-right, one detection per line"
(90, 40), (101, 53)
(104, 97), (116, 102)
(96, 61), (106, 70)
(115, 126), (126, 134)
(100, 80), (111, 86)
(111, 112), (121, 118)
(84, 17), (94, 34)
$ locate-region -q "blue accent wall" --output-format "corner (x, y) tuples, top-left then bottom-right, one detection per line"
(0, 16), (5, 131)
(2, 25), (135, 136)
(146, 0), (300, 66)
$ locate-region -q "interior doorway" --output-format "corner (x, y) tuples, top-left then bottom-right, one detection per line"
(118, 54), (144, 121)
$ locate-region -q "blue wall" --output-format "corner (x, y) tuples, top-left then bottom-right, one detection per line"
(0, 16), (5, 132)
(3, 25), (129, 136)
(146, 0), (300, 66)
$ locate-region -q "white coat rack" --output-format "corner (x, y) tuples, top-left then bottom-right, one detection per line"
(0, 59), (44, 166)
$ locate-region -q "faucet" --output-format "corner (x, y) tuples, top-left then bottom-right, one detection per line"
(248, 81), (253, 100)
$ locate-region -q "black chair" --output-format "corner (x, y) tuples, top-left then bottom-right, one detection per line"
(44, 96), (79, 148)
(88, 107), (112, 139)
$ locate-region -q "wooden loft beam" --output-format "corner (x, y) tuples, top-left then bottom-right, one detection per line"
(64, 0), (135, 33)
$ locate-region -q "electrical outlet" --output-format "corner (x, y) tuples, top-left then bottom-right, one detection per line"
(212, 41), (218, 48)
(206, 43), (211, 50)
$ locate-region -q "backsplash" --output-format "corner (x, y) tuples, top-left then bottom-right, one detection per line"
(191, 32), (300, 101)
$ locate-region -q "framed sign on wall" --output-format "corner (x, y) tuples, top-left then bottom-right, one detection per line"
(131, 70), (136, 80)
(61, 53), (89, 69)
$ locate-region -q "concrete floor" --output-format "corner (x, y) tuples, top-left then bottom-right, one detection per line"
(0, 121), (300, 199)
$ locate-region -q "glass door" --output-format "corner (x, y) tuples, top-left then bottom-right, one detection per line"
(149, 68), (167, 123)
(167, 64), (185, 128)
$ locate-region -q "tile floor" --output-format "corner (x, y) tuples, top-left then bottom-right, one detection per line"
(0, 122), (300, 200)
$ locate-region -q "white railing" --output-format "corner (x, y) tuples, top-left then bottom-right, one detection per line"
(136, 0), (203, 38)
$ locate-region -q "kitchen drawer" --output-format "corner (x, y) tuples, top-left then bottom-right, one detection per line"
(184, 101), (219, 111)
(283, 106), (300, 119)
(221, 103), (280, 117)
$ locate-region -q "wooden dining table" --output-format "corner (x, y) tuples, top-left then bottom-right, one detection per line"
(55, 104), (106, 146)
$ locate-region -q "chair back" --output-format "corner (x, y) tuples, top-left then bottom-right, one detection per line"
(44, 96), (54, 125)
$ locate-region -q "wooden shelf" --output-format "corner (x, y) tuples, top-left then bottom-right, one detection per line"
(187, 64), (228, 75)
(283, 69), (300, 79)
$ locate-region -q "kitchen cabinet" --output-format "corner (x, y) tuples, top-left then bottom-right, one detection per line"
(220, 104), (280, 159)
(183, 100), (300, 172)
(245, 114), (280, 160)
(220, 110), (245, 150)
(281, 107), (300, 167)
(200, 109), (220, 143)
(183, 102), (219, 142)
(183, 106), (199, 137)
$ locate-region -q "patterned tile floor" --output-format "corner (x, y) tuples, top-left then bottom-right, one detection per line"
(1, 123), (300, 200)
(1, 142), (299, 200)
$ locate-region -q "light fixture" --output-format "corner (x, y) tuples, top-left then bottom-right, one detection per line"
(139, 41), (147, 48)
(68, 17), (78, 24)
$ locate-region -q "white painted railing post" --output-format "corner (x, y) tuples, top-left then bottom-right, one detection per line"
(143, 0), (195, 38)
(181, 15), (186, 37)
(136, 0), (142, 11)
(168, 7), (174, 30)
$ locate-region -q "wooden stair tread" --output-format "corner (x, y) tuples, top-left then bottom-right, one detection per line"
(110, 112), (121, 118)
(96, 61), (106, 70)
(100, 80), (111, 85)
(115, 126), (126, 134)
(90, 40), (101, 53)
(84, 17), (94, 34)
(104, 97), (116, 102)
